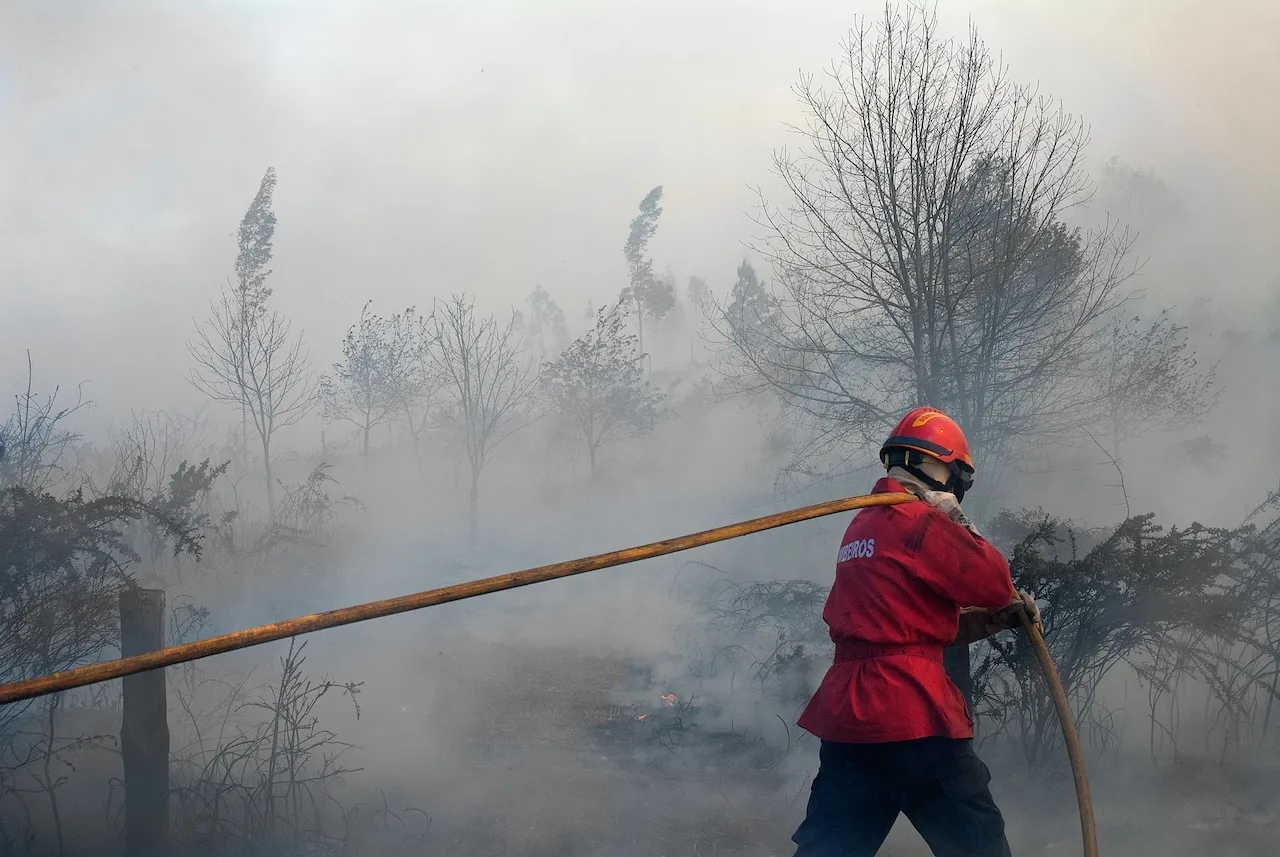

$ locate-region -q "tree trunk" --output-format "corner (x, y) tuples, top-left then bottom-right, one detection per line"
(265, 692), (282, 834)
(1149, 689), (1160, 765)
(42, 697), (65, 857)
(1262, 662), (1280, 740)
(262, 434), (274, 514)
(588, 442), (597, 482)
(636, 298), (646, 374)
(469, 471), (480, 542)
(405, 407), (425, 476)
(362, 423), (370, 472)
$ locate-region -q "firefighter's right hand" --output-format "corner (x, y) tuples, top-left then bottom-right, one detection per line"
(994, 591), (1042, 632)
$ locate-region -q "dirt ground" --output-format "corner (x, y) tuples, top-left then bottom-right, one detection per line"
(21, 636), (1280, 855)
(347, 638), (1280, 856)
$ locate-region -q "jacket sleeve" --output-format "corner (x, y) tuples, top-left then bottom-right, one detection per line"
(908, 510), (1013, 610)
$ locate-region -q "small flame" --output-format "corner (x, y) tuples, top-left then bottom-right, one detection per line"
(661, 693), (677, 707)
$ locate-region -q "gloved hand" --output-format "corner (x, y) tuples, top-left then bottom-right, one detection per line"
(993, 590), (1042, 632)
(952, 592), (1042, 646)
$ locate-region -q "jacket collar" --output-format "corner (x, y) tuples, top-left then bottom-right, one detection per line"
(881, 466), (930, 498)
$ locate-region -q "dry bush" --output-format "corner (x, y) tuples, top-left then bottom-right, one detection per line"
(169, 638), (364, 856)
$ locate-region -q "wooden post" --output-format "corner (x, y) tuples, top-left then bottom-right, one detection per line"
(120, 588), (168, 857)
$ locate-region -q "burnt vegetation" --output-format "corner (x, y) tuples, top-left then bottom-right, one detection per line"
(0, 4), (1274, 856)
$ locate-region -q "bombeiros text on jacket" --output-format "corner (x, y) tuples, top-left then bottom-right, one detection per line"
(838, 538), (875, 562)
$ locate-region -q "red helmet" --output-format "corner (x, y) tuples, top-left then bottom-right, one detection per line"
(881, 407), (973, 469)
(880, 407), (975, 497)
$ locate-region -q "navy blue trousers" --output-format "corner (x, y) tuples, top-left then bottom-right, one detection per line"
(792, 737), (1012, 857)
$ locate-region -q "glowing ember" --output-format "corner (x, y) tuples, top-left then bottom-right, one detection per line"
(636, 713), (647, 721)
(661, 693), (677, 707)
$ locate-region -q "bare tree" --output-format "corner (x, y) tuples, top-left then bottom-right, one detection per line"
(188, 168), (314, 512)
(388, 308), (439, 472)
(711, 6), (1136, 702)
(714, 5), (1136, 480)
(396, 315), (442, 475)
(0, 353), (88, 494)
(423, 294), (538, 538)
(106, 407), (228, 580)
(188, 288), (314, 513)
(108, 408), (212, 499)
(541, 301), (665, 480)
(320, 302), (423, 470)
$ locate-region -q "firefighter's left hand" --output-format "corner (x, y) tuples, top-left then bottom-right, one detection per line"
(995, 590), (1041, 632)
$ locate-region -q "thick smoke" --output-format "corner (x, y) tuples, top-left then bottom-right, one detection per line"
(2, 2), (1278, 856)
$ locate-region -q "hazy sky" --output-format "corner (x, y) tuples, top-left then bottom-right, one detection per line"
(2, 0), (1276, 427)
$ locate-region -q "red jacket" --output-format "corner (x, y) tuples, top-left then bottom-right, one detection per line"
(797, 477), (1013, 743)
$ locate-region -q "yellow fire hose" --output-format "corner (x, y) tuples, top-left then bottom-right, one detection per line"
(0, 491), (1097, 855)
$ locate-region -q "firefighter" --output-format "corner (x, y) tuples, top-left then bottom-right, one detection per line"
(791, 406), (1040, 857)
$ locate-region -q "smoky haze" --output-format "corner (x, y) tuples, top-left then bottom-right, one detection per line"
(2, 1), (1279, 856)
(5, 0), (1275, 422)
